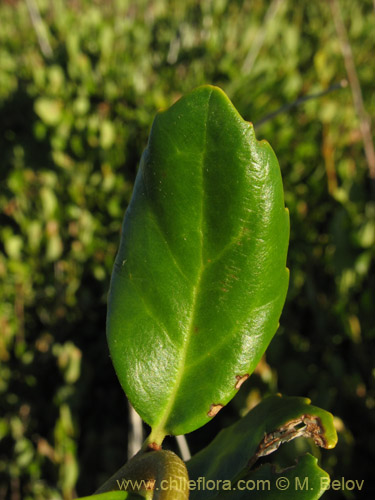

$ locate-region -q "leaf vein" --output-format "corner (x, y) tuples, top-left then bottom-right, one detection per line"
(125, 271), (173, 345)
(146, 210), (193, 284)
(151, 88), (214, 433)
(184, 295), (280, 372)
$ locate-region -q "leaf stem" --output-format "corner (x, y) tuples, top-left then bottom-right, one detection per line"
(143, 430), (167, 451)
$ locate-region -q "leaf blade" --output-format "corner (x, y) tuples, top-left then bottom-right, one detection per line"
(107, 86), (289, 437)
(187, 395), (337, 499)
(75, 491), (133, 500)
(215, 454), (330, 500)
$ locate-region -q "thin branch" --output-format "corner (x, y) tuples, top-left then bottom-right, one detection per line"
(329, 0), (375, 179)
(254, 80), (347, 129)
(242, 0), (285, 74)
(127, 402), (143, 459)
(175, 435), (191, 461)
(25, 0), (53, 59)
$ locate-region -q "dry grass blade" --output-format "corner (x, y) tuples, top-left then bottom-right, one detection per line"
(329, 0), (375, 179)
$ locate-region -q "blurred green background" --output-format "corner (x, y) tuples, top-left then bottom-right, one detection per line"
(0, 0), (374, 499)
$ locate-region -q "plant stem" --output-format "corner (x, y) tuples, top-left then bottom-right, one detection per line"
(254, 80), (347, 129)
(176, 435), (191, 461)
(329, 0), (375, 179)
(242, 0), (285, 74)
(128, 402), (144, 459)
(25, 0), (53, 59)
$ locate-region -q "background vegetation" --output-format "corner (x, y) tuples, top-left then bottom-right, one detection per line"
(0, 0), (374, 499)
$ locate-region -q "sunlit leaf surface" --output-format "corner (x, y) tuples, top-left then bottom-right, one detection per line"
(107, 86), (289, 438)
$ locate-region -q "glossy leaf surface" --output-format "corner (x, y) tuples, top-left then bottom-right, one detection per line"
(187, 395), (337, 500)
(107, 86), (289, 438)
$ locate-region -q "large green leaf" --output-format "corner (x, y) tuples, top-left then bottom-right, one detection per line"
(187, 395), (337, 500)
(106, 85), (289, 439)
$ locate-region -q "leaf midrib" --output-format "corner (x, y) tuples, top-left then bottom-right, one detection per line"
(151, 88), (213, 437)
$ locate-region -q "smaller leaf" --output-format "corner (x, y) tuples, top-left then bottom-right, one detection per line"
(94, 449), (189, 500)
(187, 395), (337, 500)
(100, 120), (116, 149)
(34, 98), (63, 126)
(75, 492), (133, 500)
(215, 454), (329, 500)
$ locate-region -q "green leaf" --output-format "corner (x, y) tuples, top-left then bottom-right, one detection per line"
(107, 86), (289, 439)
(215, 454), (330, 500)
(34, 97), (63, 126)
(94, 449), (189, 500)
(100, 120), (116, 149)
(75, 492), (134, 500)
(187, 395), (337, 500)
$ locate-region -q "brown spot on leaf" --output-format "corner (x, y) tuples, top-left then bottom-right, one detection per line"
(302, 415), (328, 448)
(207, 404), (223, 417)
(247, 414), (329, 468)
(235, 374), (249, 389)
